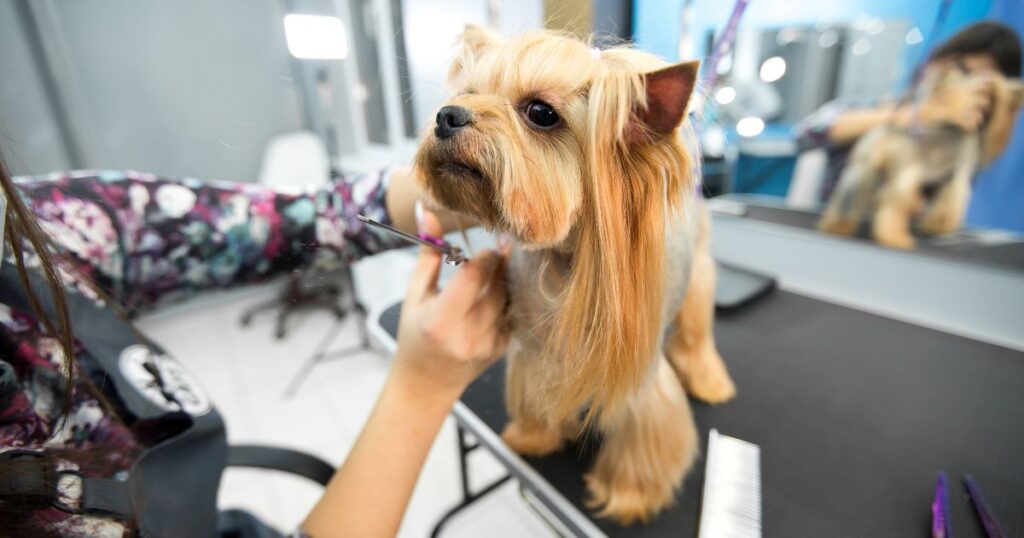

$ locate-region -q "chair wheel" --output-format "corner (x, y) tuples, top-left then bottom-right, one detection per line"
(240, 315), (252, 326)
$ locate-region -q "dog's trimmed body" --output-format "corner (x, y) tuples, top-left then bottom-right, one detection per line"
(503, 197), (734, 521)
(819, 65), (1024, 248)
(415, 27), (735, 523)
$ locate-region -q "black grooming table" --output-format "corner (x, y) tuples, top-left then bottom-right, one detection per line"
(378, 291), (1024, 537)
(718, 199), (1024, 271)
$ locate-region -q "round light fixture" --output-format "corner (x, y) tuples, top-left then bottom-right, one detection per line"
(736, 117), (765, 137)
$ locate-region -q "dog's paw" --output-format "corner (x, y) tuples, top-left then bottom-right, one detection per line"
(876, 232), (916, 249)
(918, 214), (958, 236)
(683, 355), (737, 405)
(584, 472), (673, 525)
(671, 345), (736, 404)
(818, 216), (858, 236)
(501, 422), (563, 457)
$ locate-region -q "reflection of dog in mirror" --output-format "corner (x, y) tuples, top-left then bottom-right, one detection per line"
(819, 65), (1024, 248)
(414, 27), (736, 524)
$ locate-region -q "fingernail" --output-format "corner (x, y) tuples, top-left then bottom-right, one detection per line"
(415, 200), (426, 234)
(496, 233), (512, 254)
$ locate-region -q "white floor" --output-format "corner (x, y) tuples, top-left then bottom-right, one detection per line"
(135, 248), (557, 537)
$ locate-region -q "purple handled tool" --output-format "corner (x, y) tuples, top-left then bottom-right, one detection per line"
(964, 475), (1006, 538)
(932, 472), (953, 538)
(357, 214), (467, 266)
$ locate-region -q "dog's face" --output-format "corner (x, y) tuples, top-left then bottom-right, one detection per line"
(924, 61), (1024, 162)
(414, 27), (698, 248)
(416, 27), (700, 420)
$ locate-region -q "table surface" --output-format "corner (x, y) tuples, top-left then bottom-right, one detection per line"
(713, 196), (1024, 272)
(379, 289), (1024, 538)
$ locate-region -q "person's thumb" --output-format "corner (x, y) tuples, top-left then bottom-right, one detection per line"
(406, 200), (444, 302)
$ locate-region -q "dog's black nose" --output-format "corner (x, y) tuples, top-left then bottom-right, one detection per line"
(435, 106), (472, 139)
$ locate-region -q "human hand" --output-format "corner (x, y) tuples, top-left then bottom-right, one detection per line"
(921, 75), (995, 132)
(392, 202), (510, 400)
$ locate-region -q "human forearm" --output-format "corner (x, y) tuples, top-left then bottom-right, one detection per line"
(827, 104), (909, 145)
(302, 362), (460, 537)
(302, 208), (508, 537)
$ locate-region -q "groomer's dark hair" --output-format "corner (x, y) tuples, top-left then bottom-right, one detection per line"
(0, 152), (142, 536)
(0, 153), (75, 397)
(0, 152), (77, 536)
(929, 21), (1022, 78)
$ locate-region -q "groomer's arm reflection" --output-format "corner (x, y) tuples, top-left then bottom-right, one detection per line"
(303, 206), (509, 538)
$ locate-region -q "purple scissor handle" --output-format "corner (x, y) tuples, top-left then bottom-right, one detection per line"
(357, 214), (467, 266)
(932, 472), (952, 538)
(964, 475), (1006, 538)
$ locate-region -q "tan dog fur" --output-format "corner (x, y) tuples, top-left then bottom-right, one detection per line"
(819, 64), (1024, 248)
(415, 27), (735, 524)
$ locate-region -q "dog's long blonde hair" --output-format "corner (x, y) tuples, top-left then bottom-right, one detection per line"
(549, 47), (697, 425)
(429, 30), (699, 424)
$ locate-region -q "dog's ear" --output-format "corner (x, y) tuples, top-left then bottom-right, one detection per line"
(447, 24), (500, 88)
(1009, 80), (1024, 110)
(636, 61), (700, 136)
(461, 24), (499, 58)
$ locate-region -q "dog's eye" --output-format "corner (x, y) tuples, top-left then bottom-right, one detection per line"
(525, 101), (560, 129)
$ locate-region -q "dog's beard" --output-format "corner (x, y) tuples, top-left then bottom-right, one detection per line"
(414, 138), (502, 227)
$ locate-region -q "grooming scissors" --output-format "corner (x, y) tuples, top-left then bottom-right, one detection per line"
(357, 214), (467, 266)
(932, 472), (1007, 538)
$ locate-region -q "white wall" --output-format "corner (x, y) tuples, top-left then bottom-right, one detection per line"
(56, 0), (306, 181)
(0, 0), (306, 181)
(1, 0), (544, 181)
(0, 1), (72, 174)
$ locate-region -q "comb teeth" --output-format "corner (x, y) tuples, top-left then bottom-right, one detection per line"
(698, 429), (762, 538)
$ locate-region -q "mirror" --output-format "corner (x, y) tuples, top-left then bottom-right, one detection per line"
(635, 1), (1024, 264)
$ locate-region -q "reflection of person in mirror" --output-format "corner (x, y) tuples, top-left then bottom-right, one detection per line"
(798, 21), (1023, 248)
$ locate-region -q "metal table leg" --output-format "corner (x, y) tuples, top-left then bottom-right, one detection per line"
(430, 424), (512, 537)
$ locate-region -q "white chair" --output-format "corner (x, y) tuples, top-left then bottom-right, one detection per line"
(239, 131), (341, 341)
(257, 130), (330, 190)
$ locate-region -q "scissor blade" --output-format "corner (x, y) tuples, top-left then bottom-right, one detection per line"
(357, 214), (443, 251)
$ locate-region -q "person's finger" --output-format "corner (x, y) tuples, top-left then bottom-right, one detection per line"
(964, 112), (982, 131)
(470, 282), (508, 328)
(970, 90), (990, 108)
(436, 249), (503, 315)
(473, 326), (510, 363)
(980, 92), (994, 113)
(405, 202), (444, 302)
(496, 233), (513, 257)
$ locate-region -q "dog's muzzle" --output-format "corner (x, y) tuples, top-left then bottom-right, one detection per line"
(435, 105), (472, 139)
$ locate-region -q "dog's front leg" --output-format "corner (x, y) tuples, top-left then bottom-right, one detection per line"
(585, 359), (698, 525)
(501, 342), (572, 456)
(666, 209), (735, 404)
(819, 160), (878, 236)
(873, 163), (925, 249)
(919, 148), (978, 235)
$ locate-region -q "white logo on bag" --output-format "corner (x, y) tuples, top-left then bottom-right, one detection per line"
(119, 345), (212, 416)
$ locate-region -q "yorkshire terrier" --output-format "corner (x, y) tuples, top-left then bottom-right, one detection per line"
(414, 26), (736, 524)
(819, 63), (1024, 248)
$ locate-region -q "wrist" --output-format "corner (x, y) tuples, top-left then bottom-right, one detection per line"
(892, 103), (914, 127)
(388, 353), (466, 408)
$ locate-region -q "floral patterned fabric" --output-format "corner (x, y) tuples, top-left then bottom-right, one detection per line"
(0, 169), (405, 535)
(13, 169), (404, 314)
